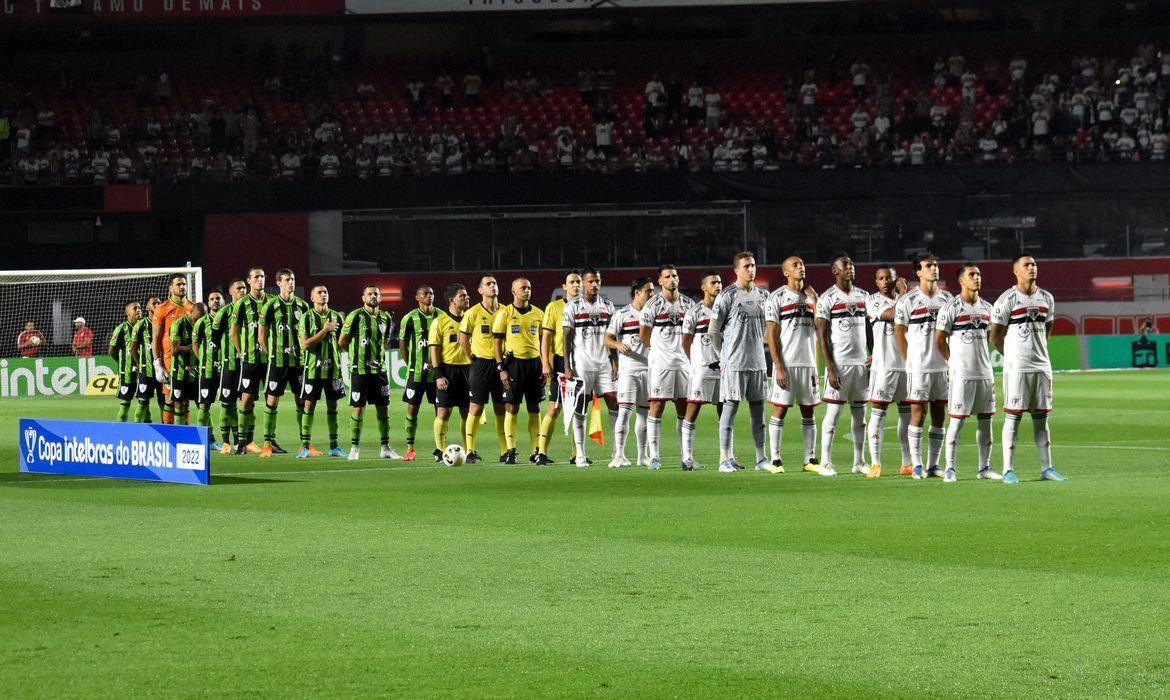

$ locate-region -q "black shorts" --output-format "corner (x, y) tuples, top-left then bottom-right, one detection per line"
(265, 364), (304, 398)
(503, 357), (545, 410)
(169, 377), (198, 403)
(219, 367), (240, 405)
(239, 362), (268, 396)
(548, 355), (564, 403)
(136, 373), (160, 400)
(469, 357), (505, 405)
(300, 376), (345, 404)
(436, 364), (471, 409)
(402, 379), (437, 406)
(116, 371), (137, 402)
(196, 373), (220, 406)
(350, 372), (390, 408)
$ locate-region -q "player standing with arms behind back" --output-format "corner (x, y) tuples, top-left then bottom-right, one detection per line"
(894, 251), (952, 480)
(535, 270), (582, 465)
(640, 265), (695, 470)
(936, 264), (999, 482)
(429, 284), (472, 460)
(680, 271), (723, 471)
(214, 279), (246, 453)
(990, 255), (1067, 483)
(398, 286), (439, 461)
(561, 268), (618, 467)
(230, 267), (271, 454)
(711, 253), (770, 473)
(765, 257), (821, 474)
(865, 265), (912, 478)
(340, 285), (398, 460)
(492, 278), (545, 464)
(191, 290), (224, 444)
(460, 275), (508, 463)
(815, 253), (871, 476)
(606, 277), (654, 468)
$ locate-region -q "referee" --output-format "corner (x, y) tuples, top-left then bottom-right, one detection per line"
(493, 277), (545, 465)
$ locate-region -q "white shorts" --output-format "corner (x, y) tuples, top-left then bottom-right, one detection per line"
(769, 366), (820, 408)
(577, 365), (617, 398)
(907, 371), (948, 403)
(868, 368), (908, 405)
(822, 365), (869, 404)
(616, 368), (649, 407)
(948, 377), (996, 418)
(687, 372), (720, 404)
(720, 369), (767, 403)
(648, 364), (690, 402)
(1003, 371), (1053, 413)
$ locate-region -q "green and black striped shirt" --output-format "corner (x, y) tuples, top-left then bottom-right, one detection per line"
(169, 316), (195, 383)
(131, 318), (153, 374)
(342, 307), (393, 376)
(109, 320), (135, 381)
(212, 304), (237, 372)
(399, 307), (438, 383)
(260, 294), (310, 368)
(231, 292), (271, 366)
(298, 308), (345, 381)
(191, 314), (219, 379)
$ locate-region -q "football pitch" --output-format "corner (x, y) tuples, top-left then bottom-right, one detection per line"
(1, 370), (1168, 697)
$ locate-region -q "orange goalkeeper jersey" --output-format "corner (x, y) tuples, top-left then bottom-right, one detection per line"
(153, 296), (194, 369)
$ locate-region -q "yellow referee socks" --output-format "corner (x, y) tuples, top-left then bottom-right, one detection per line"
(434, 416), (449, 451)
(528, 412), (540, 455)
(538, 412), (556, 454)
(504, 411), (518, 451)
(465, 415), (480, 453)
(495, 411), (508, 452)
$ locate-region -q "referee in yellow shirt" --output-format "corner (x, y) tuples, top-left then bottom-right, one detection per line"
(493, 277), (545, 465)
(428, 283), (472, 462)
(535, 269), (582, 465)
(459, 274), (508, 461)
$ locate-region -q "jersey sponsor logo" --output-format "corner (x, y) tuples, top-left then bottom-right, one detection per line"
(511, 324), (521, 334)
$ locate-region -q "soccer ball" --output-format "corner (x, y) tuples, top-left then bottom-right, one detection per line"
(442, 444), (466, 467)
(30, 336), (41, 346)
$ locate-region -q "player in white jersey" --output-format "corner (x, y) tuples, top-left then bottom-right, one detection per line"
(562, 268), (619, 466)
(864, 265), (913, 478)
(639, 265), (696, 469)
(815, 253), (871, 476)
(990, 254), (1066, 483)
(680, 271), (723, 471)
(710, 252), (771, 473)
(894, 251), (953, 479)
(765, 256), (822, 474)
(605, 277), (654, 467)
(936, 263), (999, 483)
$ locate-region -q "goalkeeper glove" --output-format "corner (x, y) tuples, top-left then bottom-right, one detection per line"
(153, 359), (169, 384)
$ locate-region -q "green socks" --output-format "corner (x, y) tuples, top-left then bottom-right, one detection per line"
(377, 413), (390, 446)
(327, 411), (339, 449)
(405, 413), (418, 446)
(263, 405), (278, 445)
(351, 413), (364, 447)
(301, 408), (315, 447)
(117, 402), (131, 422)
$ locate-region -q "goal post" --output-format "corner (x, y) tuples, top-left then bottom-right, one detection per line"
(0, 265), (203, 359)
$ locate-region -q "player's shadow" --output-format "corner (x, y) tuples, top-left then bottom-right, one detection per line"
(0, 473), (297, 486)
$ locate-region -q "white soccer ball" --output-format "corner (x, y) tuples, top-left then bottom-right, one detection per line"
(442, 443), (466, 467)
(30, 336), (42, 346)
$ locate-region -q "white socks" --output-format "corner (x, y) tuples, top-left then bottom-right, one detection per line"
(868, 406), (886, 466)
(801, 417), (816, 463)
(572, 412), (587, 459)
(944, 417), (964, 470)
(680, 419), (695, 463)
(976, 416), (992, 469)
(613, 405), (631, 460)
(927, 426), (945, 468)
(1032, 413), (1053, 470)
(635, 406), (648, 463)
(1002, 412), (1021, 472)
(908, 424), (923, 468)
(769, 415), (783, 461)
(647, 415), (661, 460)
(820, 402), (844, 465)
(850, 403), (866, 467)
(747, 401), (766, 462)
(897, 405), (912, 466)
(718, 400), (739, 461)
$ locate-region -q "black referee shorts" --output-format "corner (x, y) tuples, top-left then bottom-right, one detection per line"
(265, 364), (304, 399)
(503, 357), (544, 411)
(436, 364), (471, 409)
(548, 355), (564, 403)
(239, 362), (267, 396)
(350, 371), (390, 408)
(469, 357), (505, 406)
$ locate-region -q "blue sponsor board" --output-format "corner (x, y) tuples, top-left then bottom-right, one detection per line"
(19, 418), (210, 486)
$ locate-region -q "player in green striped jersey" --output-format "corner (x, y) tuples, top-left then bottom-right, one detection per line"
(214, 279), (247, 453)
(168, 303), (205, 425)
(339, 285), (399, 460)
(230, 267), (270, 455)
(257, 268), (311, 457)
(109, 300), (143, 422)
(129, 296), (163, 423)
(191, 289), (224, 445)
(398, 286), (439, 461)
(296, 284), (347, 458)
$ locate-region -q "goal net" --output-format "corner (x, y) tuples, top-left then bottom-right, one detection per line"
(0, 266), (203, 359)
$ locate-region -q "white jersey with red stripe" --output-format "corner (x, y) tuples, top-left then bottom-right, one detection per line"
(815, 284), (870, 366)
(562, 295), (616, 373)
(682, 302), (720, 379)
(764, 286), (817, 368)
(640, 292), (695, 370)
(893, 286), (952, 373)
(607, 304), (649, 373)
(936, 295), (994, 380)
(866, 292), (904, 372)
(991, 285), (1055, 372)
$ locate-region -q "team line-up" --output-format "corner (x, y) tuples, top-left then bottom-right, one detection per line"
(107, 251), (1066, 484)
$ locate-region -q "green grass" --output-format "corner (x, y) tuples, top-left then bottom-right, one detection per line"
(2, 370), (1169, 697)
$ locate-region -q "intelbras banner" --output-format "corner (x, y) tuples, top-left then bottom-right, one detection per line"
(19, 419), (210, 485)
(346, 0), (840, 13)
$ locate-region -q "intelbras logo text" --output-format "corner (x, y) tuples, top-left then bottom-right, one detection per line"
(0, 358), (115, 398)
